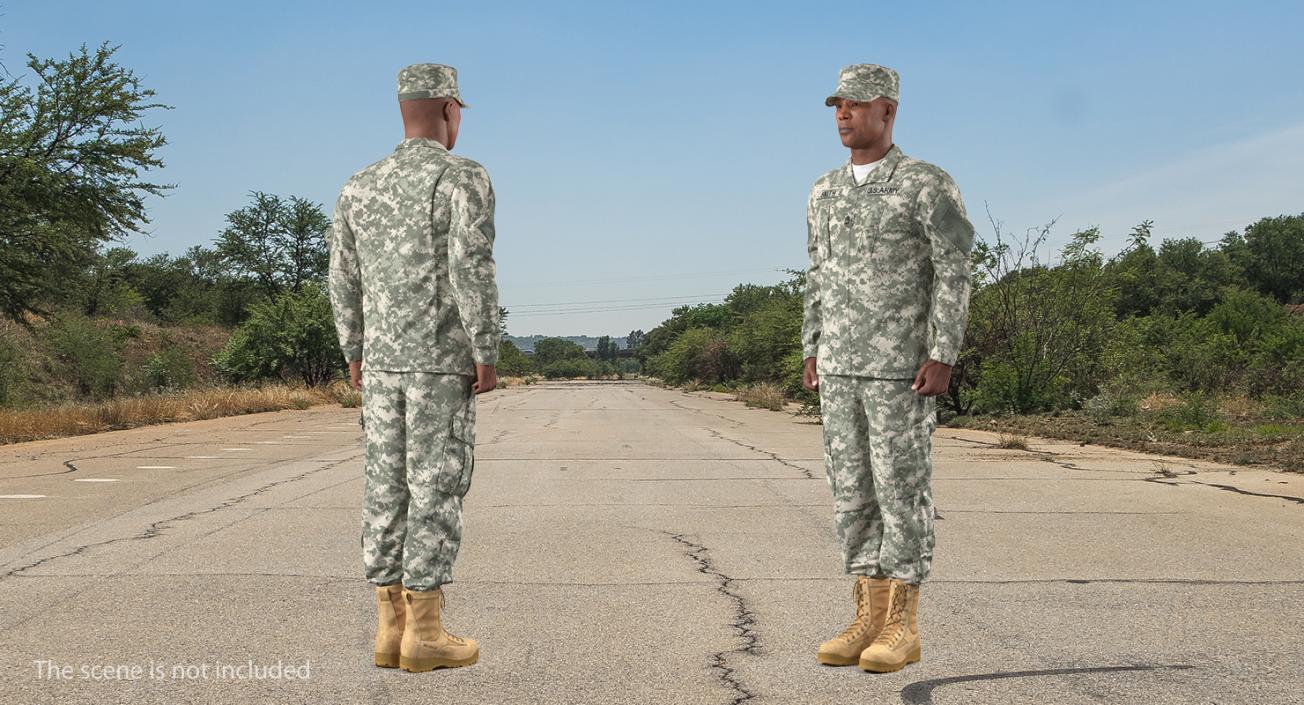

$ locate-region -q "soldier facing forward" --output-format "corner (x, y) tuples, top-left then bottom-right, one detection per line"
(328, 63), (500, 673)
(802, 64), (975, 673)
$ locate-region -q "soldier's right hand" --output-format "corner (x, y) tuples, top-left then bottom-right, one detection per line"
(472, 364), (497, 395)
(802, 357), (819, 391)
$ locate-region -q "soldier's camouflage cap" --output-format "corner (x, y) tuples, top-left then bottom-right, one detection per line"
(825, 64), (899, 106)
(397, 63), (467, 107)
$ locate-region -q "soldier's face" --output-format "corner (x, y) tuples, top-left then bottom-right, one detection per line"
(834, 98), (893, 149)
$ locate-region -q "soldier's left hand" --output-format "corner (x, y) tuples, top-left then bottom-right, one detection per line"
(348, 360), (362, 392)
(912, 360), (952, 397)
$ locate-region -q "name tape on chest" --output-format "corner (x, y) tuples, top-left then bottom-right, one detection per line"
(818, 186), (901, 199)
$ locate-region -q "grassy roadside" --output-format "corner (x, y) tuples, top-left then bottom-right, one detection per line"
(0, 374), (556, 446)
(0, 382), (362, 445)
(948, 411), (1304, 473)
(668, 379), (1304, 474)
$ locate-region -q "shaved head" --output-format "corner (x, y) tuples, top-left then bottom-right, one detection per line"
(400, 97), (461, 149)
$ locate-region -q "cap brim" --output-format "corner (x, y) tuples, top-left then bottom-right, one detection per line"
(825, 93), (885, 106)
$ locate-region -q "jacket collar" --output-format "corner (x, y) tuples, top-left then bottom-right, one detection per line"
(396, 137), (449, 152)
(841, 143), (906, 187)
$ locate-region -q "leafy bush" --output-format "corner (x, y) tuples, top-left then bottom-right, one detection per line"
(497, 340), (533, 377)
(44, 315), (125, 399)
(142, 345), (196, 392)
(1156, 392), (1226, 432)
(542, 357), (597, 379)
(647, 327), (733, 385)
(0, 334), (24, 405)
(212, 283), (339, 386)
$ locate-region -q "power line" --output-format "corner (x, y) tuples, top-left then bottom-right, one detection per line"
(509, 299), (725, 318)
(506, 293), (724, 310)
(511, 267), (785, 289)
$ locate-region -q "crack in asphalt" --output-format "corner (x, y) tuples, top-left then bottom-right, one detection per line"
(899, 664), (1196, 705)
(956, 434), (1301, 506)
(665, 397), (746, 427)
(707, 428), (816, 480)
(0, 453), (360, 582)
(666, 532), (760, 705)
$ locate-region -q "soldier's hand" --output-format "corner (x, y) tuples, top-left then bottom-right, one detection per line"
(348, 360), (362, 392)
(912, 360), (952, 397)
(473, 364), (497, 395)
(802, 357), (819, 391)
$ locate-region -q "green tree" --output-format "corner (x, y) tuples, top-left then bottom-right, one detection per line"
(212, 283), (340, 386)
(496, 339), (533, 377)
(216, 192), (329, 299)
(532, 337), (587, 366)
(1222, 214), (1304, 303)
(76, 245), (146, 317)
(0, 43), (171, 324)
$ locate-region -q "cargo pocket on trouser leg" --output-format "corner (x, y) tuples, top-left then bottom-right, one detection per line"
(437, 400), (476, 498)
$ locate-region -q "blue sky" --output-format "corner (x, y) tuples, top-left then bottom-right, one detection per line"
(6, 1), (1303, 337)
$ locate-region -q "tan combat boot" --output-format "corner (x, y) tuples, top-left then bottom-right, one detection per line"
(399, 587), (479, 672)
(858, 579), (921, 672)
(817, 576), (891, 666)
(373, 583), (406, 668)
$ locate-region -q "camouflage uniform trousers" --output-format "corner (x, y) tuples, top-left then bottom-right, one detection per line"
(360, 369), (476, 591)
(819, 374), (937, 585)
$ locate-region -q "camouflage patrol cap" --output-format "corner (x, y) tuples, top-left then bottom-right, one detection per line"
(825, 64), (900, 106)
(397, 63), (468, 107)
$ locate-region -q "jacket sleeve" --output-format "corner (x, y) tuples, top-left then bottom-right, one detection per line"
(800, 191), (823, 360)
(447, 164), (501, 366)
(327, 194), (364, 363)
(920, 171), (976, 366)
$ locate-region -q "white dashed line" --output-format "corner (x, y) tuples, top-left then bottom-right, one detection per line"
(0, 494), (46, 499)
(222, 448), (252, 451)
(185, 455), (221, 459)
(255, 441), (282, 445)
(74, 478), (120, 483)
(282, 435), (310, 439)
(136, 465), (176, 469)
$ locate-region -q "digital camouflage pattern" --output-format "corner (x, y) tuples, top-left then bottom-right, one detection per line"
(361, 369), (476, 590)
(818, 375), (936, 584)
(328, 137), (500, 372)
(825, 64), (900, 106)
(397, 63), (467, 106)
(802, 143), (975, 378)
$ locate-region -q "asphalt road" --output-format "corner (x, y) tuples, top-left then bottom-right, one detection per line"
(1, 380), (1301, 705)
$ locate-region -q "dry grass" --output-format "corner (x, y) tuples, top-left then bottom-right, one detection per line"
(1138, 391), (1180, 412)
(995, 432), (1030, 450)
(497, 375), (541, 388)
(0, 381), (358, 445)
(736, 383), (787, 412)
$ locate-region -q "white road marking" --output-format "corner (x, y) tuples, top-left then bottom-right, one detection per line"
(282, 435), (310, 439)
(0, 494), (46, 498)
(136, 465), (176, 469)
(185, 455), (221, 459)
(222, 448), (252, 451)
(255, 441), (282, 445)
(74, 478), (120, 483)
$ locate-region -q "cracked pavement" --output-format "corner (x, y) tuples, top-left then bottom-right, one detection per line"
(1, 380), (1301, 704)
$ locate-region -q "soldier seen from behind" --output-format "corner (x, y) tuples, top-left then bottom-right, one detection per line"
(328, 63), (500, 673)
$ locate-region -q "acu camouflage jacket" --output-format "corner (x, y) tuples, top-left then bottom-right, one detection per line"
(802, 144), (975, 379)
(328, 137), (500, 373)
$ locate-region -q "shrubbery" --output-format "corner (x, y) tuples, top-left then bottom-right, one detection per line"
(212, 283), (339, 386)
(634, 213), (1304, 421)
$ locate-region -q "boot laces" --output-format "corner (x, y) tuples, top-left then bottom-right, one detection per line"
(437, 591), (468, 645)
(871, 585), (909, 648)
(833, 580), (874, 643)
